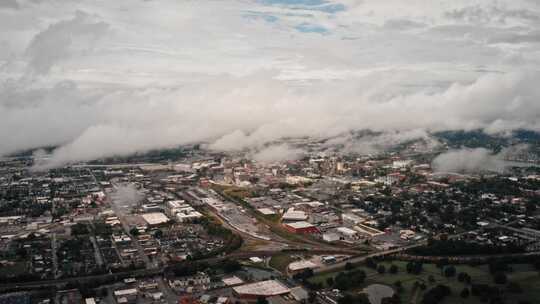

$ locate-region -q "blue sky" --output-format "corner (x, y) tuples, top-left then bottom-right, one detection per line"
(254, 0), (344, 33)
(295, 22), (327, 33)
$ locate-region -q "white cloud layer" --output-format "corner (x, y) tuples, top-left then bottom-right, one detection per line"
(1, 0), (540, 167)
(251, 144), (304, 163)
(432, 148), (505, 173)
(431, 145), (531, 173)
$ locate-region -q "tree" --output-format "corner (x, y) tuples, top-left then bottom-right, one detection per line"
(533, 258), (540, 270)
(382, 294), (401, 304)
(293, 269), (314, 281)
(222, 259), (242, 273)
(378, 265), (386, 274)
(256, 296), (268, 304)
(129, 227), (140, 236)
(436, 258), (448, 269)
(338, 294), (370, 304)
(15, 247), (27, 259)
(460, 288), (470, 299)
(389, 264), (398, 274)
(71, 223), (89, 235)
(525, 200), (537, 215)
(153, 229), (163, 239)
(407, 261), (423, 274)
(334, 270), (366, 291)
(326, 277), (334, 287)
(308, 291), (317, 303)
(457, 272), (471, 284)
(507, 282), (522, 294)
(428, 275), (436, 284)
(493, 272), (507, 285)
(365, 258), (377, 269)
(394, 281), (404, 294)
(489, 261), (509, 274)
(444, 266), (456, 278)
(421, 285), (451, 304)
(350, 269), (367, 286)
(345, 262), (355, 271)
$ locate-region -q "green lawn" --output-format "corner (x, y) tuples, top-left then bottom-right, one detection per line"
(516, 274), (540, 303)
(308, 261), (540, 304)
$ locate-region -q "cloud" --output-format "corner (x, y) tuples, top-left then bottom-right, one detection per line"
(6, 69), (540, 169)
(25, 11), (109, 74)
(208, 130), (255, 152)
(251, 144), (304, 163)
(431, 145), (531, 173)
(444, 4), (540, 25)
(322, 129), (435, 155)
(383, 19), (426, 31)
(0, 0), (19, 10)
(432, 148), (505, 173)
(111, 184), (144, 214)
(0, 0), (539, 168)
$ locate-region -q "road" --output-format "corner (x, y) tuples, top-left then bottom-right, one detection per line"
(0, 247), (375, 292)
(89, 235), (104, 267)
(4, 239), (540, 293)
(51, 233), (59, 279)
(313, 224), (536, 274)
(202, 205), (289, 252)
(0, 268), (163, 292)
(314, 242), (428, 273)
(208, 186), (370, 254)
(156, 276), (178, 304)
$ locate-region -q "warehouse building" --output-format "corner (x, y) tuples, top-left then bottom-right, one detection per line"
(283, 221), (319, 234)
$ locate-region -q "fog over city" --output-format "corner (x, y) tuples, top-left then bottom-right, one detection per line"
(2, 0), (540, 167)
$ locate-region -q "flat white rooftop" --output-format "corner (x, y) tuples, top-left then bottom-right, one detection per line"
(233, 280), (290, 296)
(114, 288), (137, 297)
(282, 208), (308, 221)
(288, 260), (318, 271)
(222, 276), (244, 286)
(286, 221), (315, 229)
(141, 212), (169, 225)
(258, 208), (276, 215)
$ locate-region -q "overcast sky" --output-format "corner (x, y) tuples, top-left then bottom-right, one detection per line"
(1, 0), (540, 166)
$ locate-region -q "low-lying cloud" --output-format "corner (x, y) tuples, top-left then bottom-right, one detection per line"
(111, 183), (144, 213)
(432, 148), (505, 173)
(432, 145), (532, 173)
(322, 129), (437, 155)
(1, 0), (540, 168)
(251, 144), (304, 163)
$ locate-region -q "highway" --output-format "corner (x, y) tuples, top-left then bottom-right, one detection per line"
(4, 236), (540, 293)
(0, 268), (163, 292)
(51, 233), (59, 279)
(314, 242), (427, 273)
(0, 247), (373, 292)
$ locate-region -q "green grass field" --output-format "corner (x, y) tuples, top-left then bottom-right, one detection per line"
(269, 254), (297, 273)
(308, 261), (540, 304)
